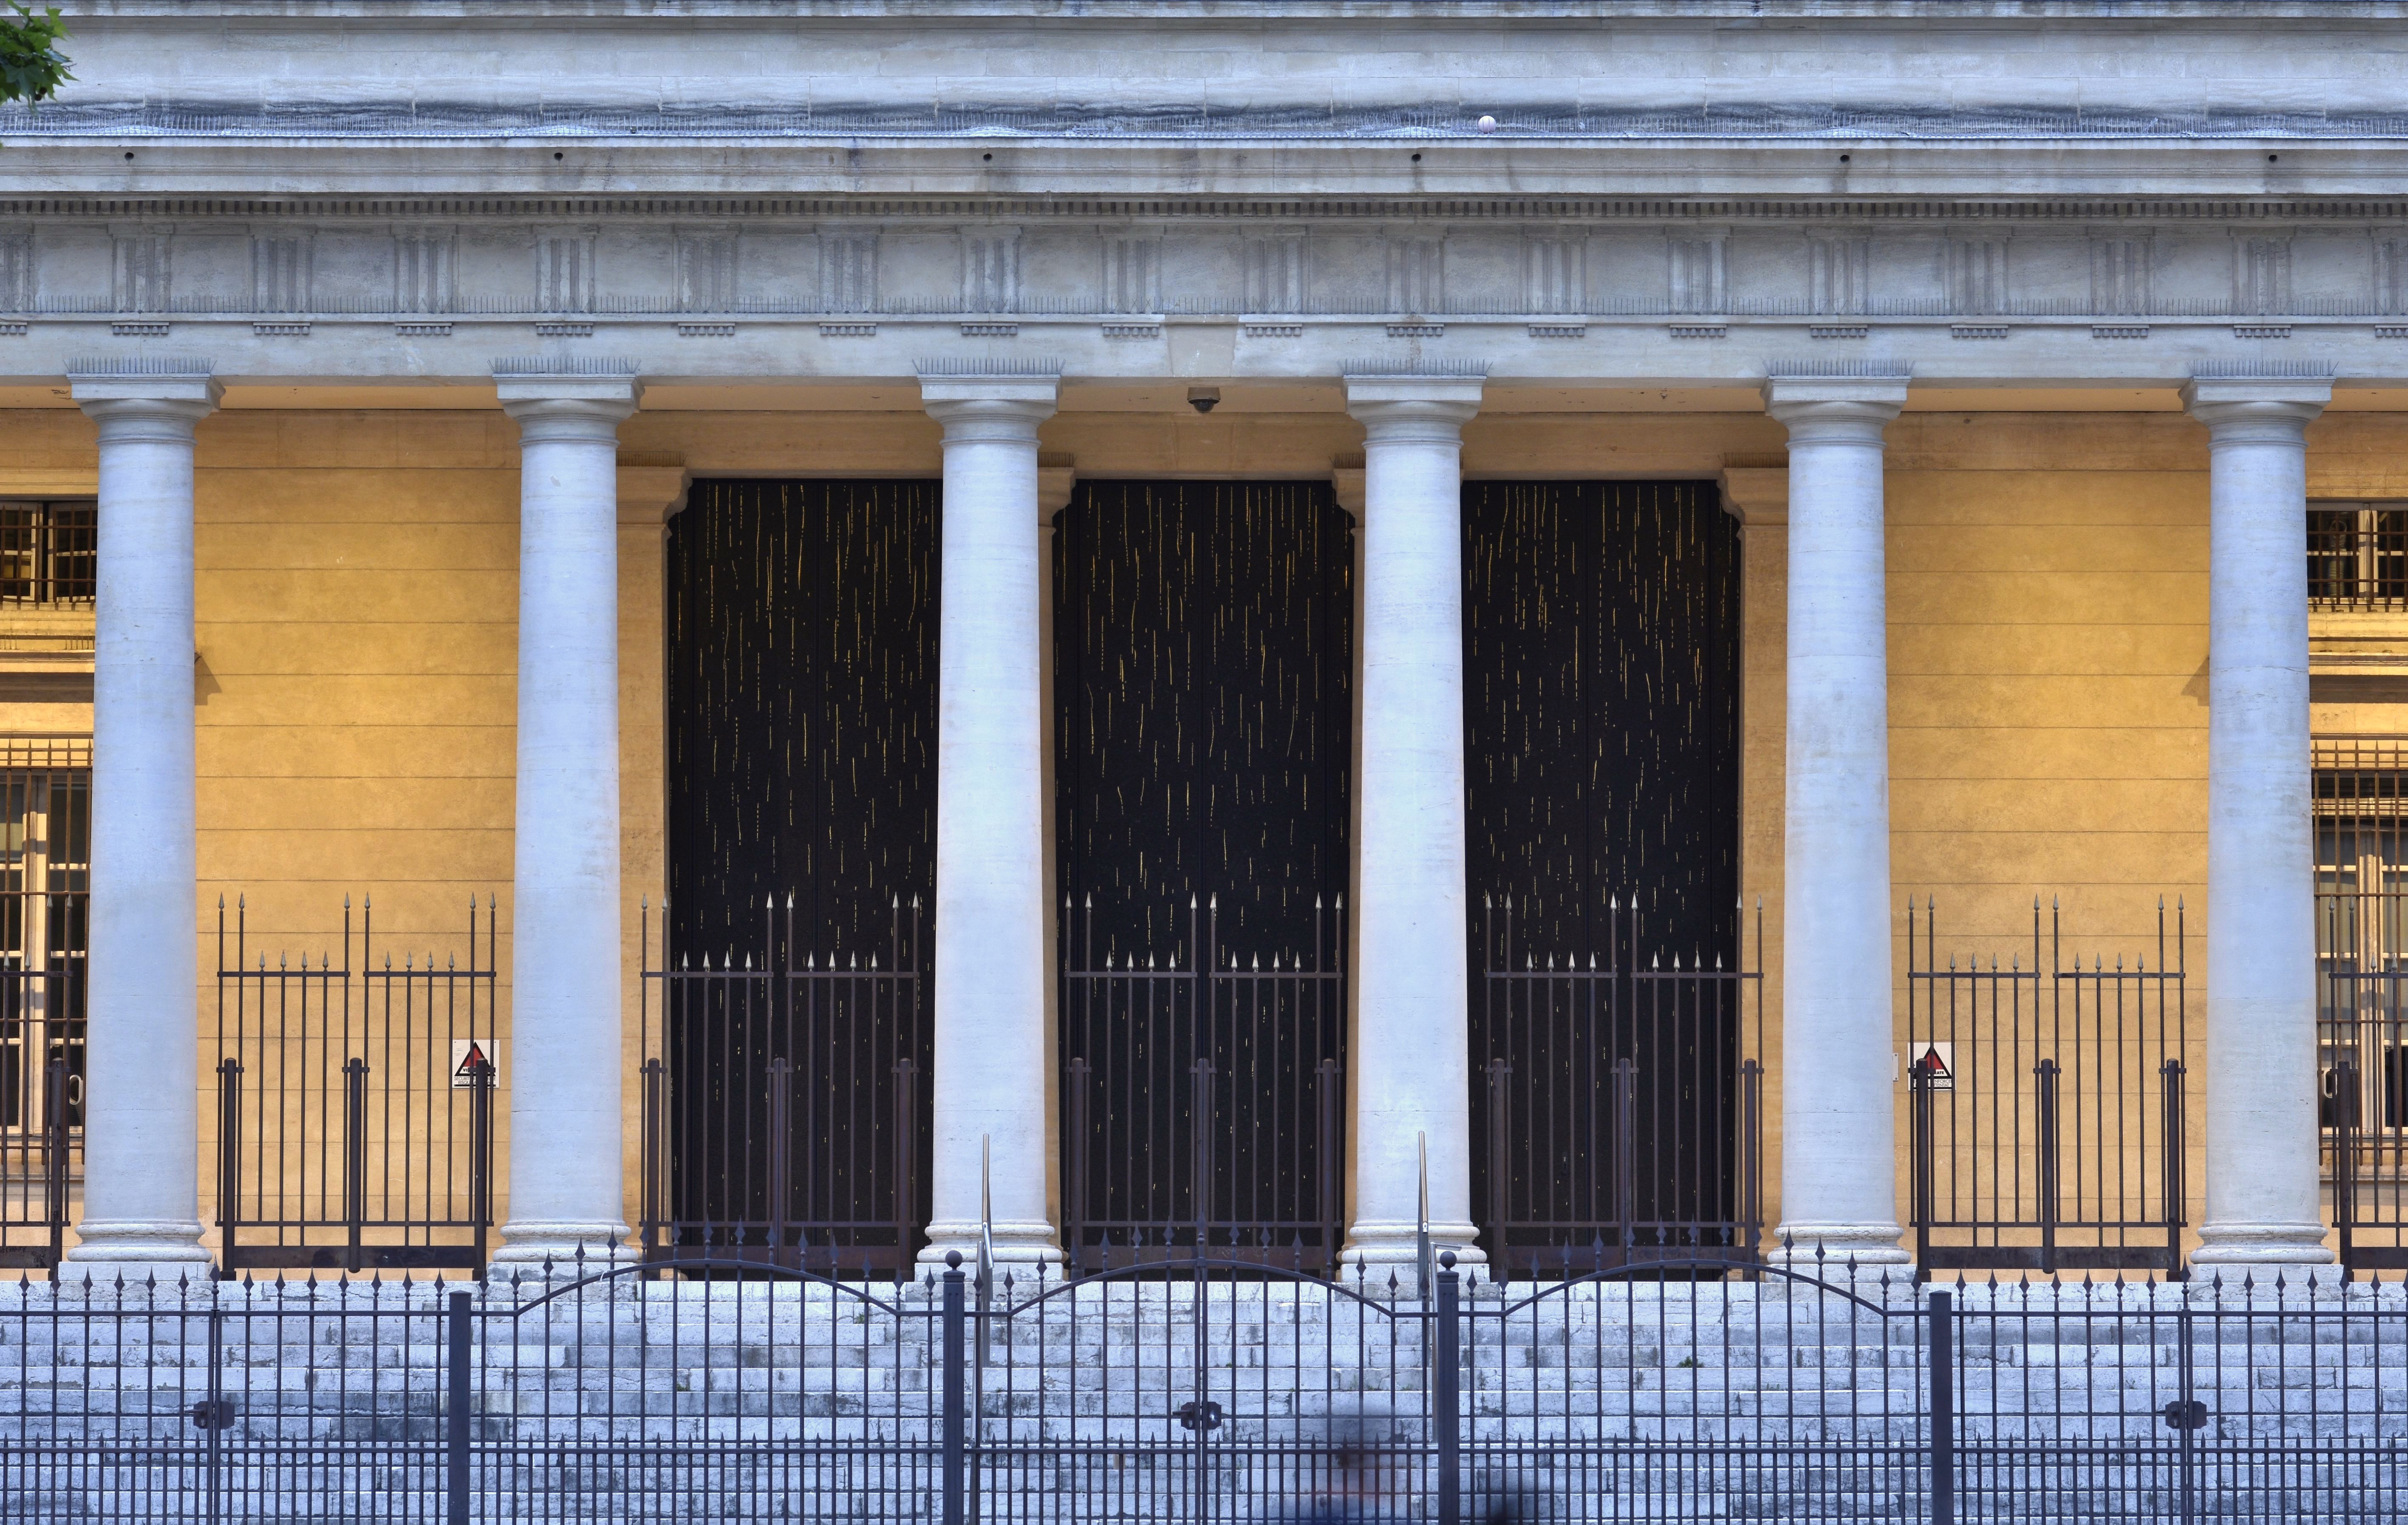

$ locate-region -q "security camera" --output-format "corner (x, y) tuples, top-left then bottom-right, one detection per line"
(1188, 387), (1221, 414)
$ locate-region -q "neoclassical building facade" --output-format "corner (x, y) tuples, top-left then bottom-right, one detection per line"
(0, 0), (2404, 1279)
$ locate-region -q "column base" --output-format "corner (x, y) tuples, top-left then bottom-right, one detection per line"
(1338, 1219), (1483, 1291)
(2191, 1221), (2334, 1266)
(62, 1219), (212, 1274)
(1769, 1220), (1912, 1271)
(918, 1218), (1063, 1268)
(492, 1219), (633, 1277)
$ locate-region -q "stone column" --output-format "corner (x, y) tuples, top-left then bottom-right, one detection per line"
(492, 366), (642, 1266)
(1763, 374), (1910, 1268)
(66, 361), (221, 1268)
(2184, 376), (2334, 1266)
(920, 370), (1061, 1266)
(1343, 373), (1484, 1268)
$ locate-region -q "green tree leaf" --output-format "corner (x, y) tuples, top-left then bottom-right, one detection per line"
(0, 4), (72, 110)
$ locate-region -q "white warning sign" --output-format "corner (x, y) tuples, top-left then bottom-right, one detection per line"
(1911, 1043), (1954, 1093)
(450, 1038), (500, 1089)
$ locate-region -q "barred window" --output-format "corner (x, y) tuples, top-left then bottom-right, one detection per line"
(2317, 737), (2408, 1140)
(2309, 501), (2408, 611)
(0, 737), (87, 1174)
(0, 501), (95, 609)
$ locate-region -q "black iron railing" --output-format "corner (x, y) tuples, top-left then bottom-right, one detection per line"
(2, 1249), (2402, 1522)
(1058, 894), (1347, 1273)
(638, 894), (928, 1271)
(1906, 897), (2188, 1279)
(0, 892), (82, 1273)
(2319, 888), (2408, 1272)
(1472, 894), (1763, 1277)
(212, 896), (498, 1275)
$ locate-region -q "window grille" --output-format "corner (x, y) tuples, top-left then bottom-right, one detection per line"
(0, 736), (89, 1262)
(2308, 502), (2408, 611)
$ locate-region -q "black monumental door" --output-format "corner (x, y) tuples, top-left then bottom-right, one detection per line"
(1463, 481), (1750, 1273)
(1054, 481), (1355, 1265)
(658, 479), (939, 1268)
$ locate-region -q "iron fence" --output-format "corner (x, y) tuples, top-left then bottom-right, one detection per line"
(1, 1250), (2403, 1522)
(2315, 736), (2408, 1271)
(1472, 895), (1763, 1277)
(212, 897), (497, 1276)
(638, 894), (928, 1272)
(1906, 897), (2189, 1279)
(1058, 894), (1347, 1273)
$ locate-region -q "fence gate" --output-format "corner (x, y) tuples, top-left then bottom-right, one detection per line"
(212, 896), (497, 1274)
(638, 894), (929, 1271)
(1471, 895), (1763, 1277)
(0, 739), (85, 1274)
(1059, 894), (1347, 1273)
(1906, 897), (2188, 1278)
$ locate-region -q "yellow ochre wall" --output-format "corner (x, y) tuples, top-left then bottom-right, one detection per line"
(2, 400), (2402, 1265)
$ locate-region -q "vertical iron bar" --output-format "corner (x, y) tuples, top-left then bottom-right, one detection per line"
(1928, 1290), (1955, 1525)
(1911, 1063), (1934, 1283)
(469, 1056), (493, 1274)
(895, 1058), (920, 1264)
(215, 1058), (242, 1278)
(1613, 1056), (1637, 1258)
(42, 1055), (65, 1269)
(1436, 1253), (1461, 1525)
(2165, 1057), (2189, 1280)
(1318, 1057), (1342, 1279)
(2034, 1057), (2060, 1276)
(343, 1056), (368, 1273)
(942, 1255), (966, 1525)
(446, 1290), (471, 1525)
(1067, 1056), (1089, 1276)
(639, 1057), (662, 1262)
(204, 1304), (225, 1525)
(1739, 1056), (1763, 1263)
(1485, 1058), (1511, 1280)
(767, 1055), (793, 1269)
(1192, 1057), (1215, 1251)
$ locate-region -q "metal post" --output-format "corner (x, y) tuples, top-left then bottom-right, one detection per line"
(1612, 1057), (1638, 1261)
(2034, 1058), (2060, 1276)
(639, 1057), (662, 1264)
(942, 1252), (966, 1525)
(1738, 1057), (1763, 1264)
(215, 1058), (243, 1279)
(1928, 1290), (1955, 1525)
(1066, 1055), (1089, 1276)
(42, 1056), (66, 1268)
(1484, 1058), (1511, 1283)
(894, 1058), (920, 1265)
(1192, 1057), (1215, 1254)
(1910, 1063), (1933, 1283)
(2163, 1058), (2190, 1280)
(1317, 1057), (1343, 1279)
(445, 1290), (472, 1525)
(468, 1057), (494, 1275)
(1416, 1130), (1432, 1300)
(767, 1055), (793, 1270)
(342, 1056), (368, 1273)
(1435, 1251), (1462, 1525)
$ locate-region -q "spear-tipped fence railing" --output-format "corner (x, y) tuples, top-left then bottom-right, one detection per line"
(212, 895), (498, 1276)
(1059, 892), (1347, 1274)
(1906, 896), (2189, 1279)
(638, 894), (929, 1272)
(1472, 894), (1763, 1278)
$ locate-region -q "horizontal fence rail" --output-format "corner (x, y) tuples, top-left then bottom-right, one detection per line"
(638, 894), (929, 1273)
(212, 897), (497, 1276)
(1, 1254), (2403, 1521)
(1907, 897), (2189, 1280)
(1473, 894), (1763, 1278)
(1059, 894), (1347, 1274)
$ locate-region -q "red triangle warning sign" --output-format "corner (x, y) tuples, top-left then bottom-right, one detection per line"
(1913, 1044), (1953, 1092)
(451, 1039), (496, 1089)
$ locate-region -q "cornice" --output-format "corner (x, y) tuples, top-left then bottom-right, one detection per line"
(3, 196), (2407, 223)
(39, 1), (2408, 17)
